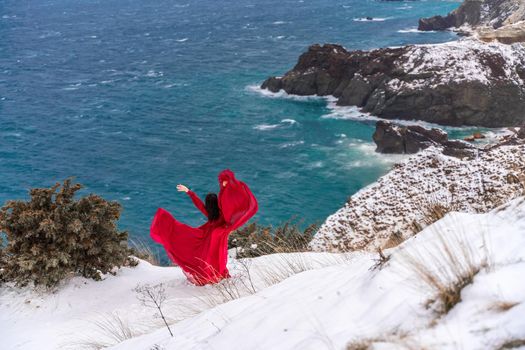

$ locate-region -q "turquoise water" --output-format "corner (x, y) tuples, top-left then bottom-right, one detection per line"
(0, 0), (462, 245)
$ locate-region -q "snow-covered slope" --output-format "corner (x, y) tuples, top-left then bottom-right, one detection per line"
(3, 197), (523, 350)
(311, 144), (525, 252)
(390, 39), (525, 89)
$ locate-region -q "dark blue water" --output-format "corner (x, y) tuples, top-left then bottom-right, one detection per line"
(0, 0), (461, 242)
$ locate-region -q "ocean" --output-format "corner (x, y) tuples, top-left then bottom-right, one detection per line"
(1, 0), (471, 247)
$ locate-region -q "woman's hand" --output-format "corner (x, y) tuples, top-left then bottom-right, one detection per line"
(176, 184), (189, 193)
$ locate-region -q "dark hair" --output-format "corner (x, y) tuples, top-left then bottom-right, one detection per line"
(205, 193), (220, 221)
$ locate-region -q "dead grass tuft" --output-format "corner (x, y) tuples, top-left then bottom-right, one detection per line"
(489, 300), (520, 313)
(129, 238), (162, 266)
(497, 339), (525, 350)
(229, 219), (317, 258)
(346, 331), (423, 350)
(369, 247), (390, 271)
(69, 312), (142, 349)
(402, 222), (489, 317)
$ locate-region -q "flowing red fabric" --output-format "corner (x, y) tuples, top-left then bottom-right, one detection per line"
(150, 169), (258, 285)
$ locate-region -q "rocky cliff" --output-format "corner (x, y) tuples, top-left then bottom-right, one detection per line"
(372, 120), (478, 159)
(419, 0), (525, 43)
(310, 130), (525, 252)
(261, 39), (525, 127)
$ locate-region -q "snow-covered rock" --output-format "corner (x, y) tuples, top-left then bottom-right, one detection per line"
(311, 144), (525, 252)
(419, 0), (525, 32)
(419, 0), (525, 44)
(261, 40), (525, 127)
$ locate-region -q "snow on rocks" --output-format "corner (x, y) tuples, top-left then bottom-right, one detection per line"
(310, 144), (525, 252)
(419, 0), (525, 44)
(397, 39), (525, 88)
(261, 40), (525, 127)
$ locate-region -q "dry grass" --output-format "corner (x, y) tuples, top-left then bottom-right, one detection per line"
(489, 300), (520, 313)
(497, 339), (525, 350)
(69, 312), (143, 349)
(254, 252), (313, 287)
(194, 248), (352, 312)
(197, 253), (314, 308)
(402, 221), (489, 317)
(129, 238), (161, 266)
(369, 247), (390, 271)
(229, 220), (317, 258)
(381, 231), (405, 250)
(414, 196), (457, 232)
(346, 331), (423, 350)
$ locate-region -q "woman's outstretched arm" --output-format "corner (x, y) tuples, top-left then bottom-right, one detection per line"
(177, 184), (208, 217)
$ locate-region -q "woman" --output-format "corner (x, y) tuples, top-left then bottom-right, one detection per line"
(150, 169), (258, 285)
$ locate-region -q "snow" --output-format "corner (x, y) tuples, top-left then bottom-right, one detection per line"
(311, 144), (525, 252)
(391, 39), (525, 90)
(2, 196), (524, 350)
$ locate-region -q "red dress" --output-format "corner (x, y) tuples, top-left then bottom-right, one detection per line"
(150, 169), (258, 285)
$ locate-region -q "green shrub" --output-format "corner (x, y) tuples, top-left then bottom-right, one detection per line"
(0, 179), (132, 288)
(228, 219), (317, 258)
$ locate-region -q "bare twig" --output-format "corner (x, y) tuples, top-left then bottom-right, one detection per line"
(134, 283), (173, 337)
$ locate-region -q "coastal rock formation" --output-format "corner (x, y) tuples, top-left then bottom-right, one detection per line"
(310, 141), (525, 252)
(478, 21), (525, 43)
(419, 0), (525, 43)
(372, 120), (479, 158)
(261, 40), (525, 127)
(373, 120), (447, 153)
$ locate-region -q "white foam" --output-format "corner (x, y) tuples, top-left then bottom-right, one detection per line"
(398, 28), (435, 33)
(346, 140), (408, 166)
(246, 84), (324, 102)
(353, 17), (392, 22)
(254, 123), (280, 131)
(176, 38), (188, 42)
(253, 118), (298, 131)
(145, 70), (164, 77)
(281, 119), (297, 125)
(306, 161), (324, 169)
(322, 98), (501, 132)
(251, 83), (504, 135)
(279, 140), (305, 148)
(38, 31), (62, 39)
(273, 21), (287, 25)
(62, 82), (82, 91)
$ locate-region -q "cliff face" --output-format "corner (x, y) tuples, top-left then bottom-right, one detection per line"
(419, 0), (525, 43)
(310, 138), (525, 252)
(262, 40), (525, 127)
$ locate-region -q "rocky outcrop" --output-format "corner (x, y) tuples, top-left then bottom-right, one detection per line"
(478, 21), (525, 43)
(373, 121), (446, 153)
(419, 0), (483, 31)
(488, 122), (525, 146)
(419, 0), (525, 43)
(310, 140), (525, 252)
(372, 121), (478, 158)
(261, 40), (525, 127)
